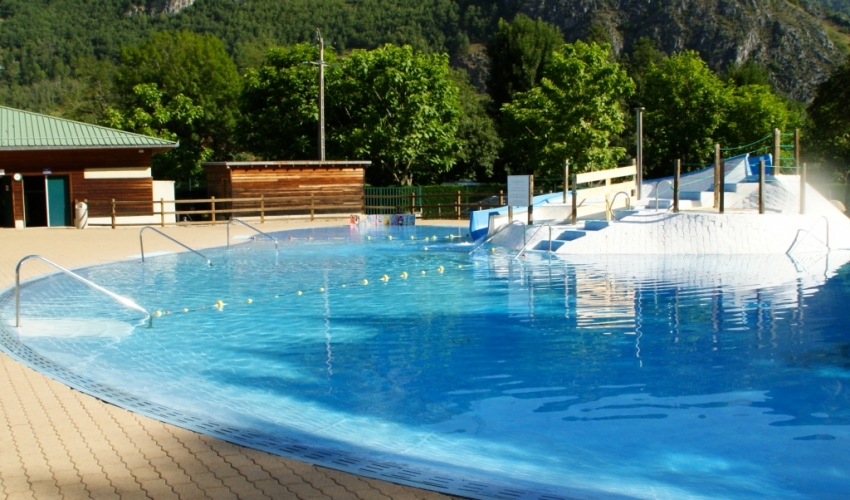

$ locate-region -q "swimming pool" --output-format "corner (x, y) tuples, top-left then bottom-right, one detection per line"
(2, 225), (850, 499)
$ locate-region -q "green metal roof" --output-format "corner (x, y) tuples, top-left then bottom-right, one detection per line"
(0, 106), (177, 150)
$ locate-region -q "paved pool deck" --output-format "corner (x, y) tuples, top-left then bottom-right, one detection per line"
(0, 219), (467, 500)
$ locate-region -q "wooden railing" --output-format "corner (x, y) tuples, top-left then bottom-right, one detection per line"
(570, 165), (637, 223)
(83, 194), (363, 228)
(81, 191), (512, 228)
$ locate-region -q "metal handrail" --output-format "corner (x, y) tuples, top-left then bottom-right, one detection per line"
(607, 191), (632, 219)
(652, 180), (673, 211)
(227, 219), (279, 251)
(515, 223), (556, 259)
(15, 255), (150, 328)
(468, 220), (525, 254)
(786, 216), (830, 255)
(139, 226), (212, 266)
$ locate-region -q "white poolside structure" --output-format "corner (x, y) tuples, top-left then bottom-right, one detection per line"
(470, 154), (850, 256)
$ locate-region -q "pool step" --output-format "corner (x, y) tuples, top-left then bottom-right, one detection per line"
(584, 220), (610, 231)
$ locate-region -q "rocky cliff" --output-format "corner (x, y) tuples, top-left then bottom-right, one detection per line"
(504, 0), (847, 100)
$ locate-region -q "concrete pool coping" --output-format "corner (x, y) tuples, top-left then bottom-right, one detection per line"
(0, 219), (467, 500)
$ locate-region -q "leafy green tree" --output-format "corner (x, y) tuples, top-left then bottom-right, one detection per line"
(640, 51), (731, 176)
(240, 43), (338, 160)
(719, 84), (802, 149)
(808, 56), (850, 176)
(444, 69), (502, 181)
(333, 44), (461, 186)
(724, 60), (772, 88)
(115, 30), (241, 177)
(104, 83), (211, 181)
(500, 41), (635, 177)
(486, 14), (564, 111)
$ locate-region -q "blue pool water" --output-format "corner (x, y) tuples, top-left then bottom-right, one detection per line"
(2, 225), (850, 499)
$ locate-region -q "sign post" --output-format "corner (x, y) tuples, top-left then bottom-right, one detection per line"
(508, 175), (533, 225)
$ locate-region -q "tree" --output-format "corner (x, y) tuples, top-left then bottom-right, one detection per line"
(333, 44), (461, 186)
(444, 68), (501, 182)
(808, 56), (850, 176)
(240, 43), (338, 160)
(486, 14), (564, 112)
(720, 84), (802, 149)
(114, 31), (241, 182)
(500, 41), (635, 177)
(104, 83), (210, 182)
(640, 51), (730, 176)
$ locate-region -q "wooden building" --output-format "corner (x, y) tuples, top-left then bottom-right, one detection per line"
(1, 106), (176, 229)
(202, 161), (369, 218)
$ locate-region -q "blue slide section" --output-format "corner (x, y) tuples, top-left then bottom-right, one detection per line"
(468, 193), (564, 241)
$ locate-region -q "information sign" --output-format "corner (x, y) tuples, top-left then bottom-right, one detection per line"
(507, 175), (531, 207)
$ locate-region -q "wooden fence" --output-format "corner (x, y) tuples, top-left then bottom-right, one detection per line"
(80, 191), (508, 228)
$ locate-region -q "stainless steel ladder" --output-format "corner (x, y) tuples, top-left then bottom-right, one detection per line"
(139, 226), (212, 266)
(226, 219), (279, 251)
(14, 255), (150, 328)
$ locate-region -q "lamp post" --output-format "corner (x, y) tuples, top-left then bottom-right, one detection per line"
(310, 30), (328, 161)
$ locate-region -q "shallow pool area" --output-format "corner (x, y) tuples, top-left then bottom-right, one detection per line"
(2, 225), (850, 499)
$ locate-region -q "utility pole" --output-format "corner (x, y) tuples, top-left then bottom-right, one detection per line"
(310, 29), (327, 161)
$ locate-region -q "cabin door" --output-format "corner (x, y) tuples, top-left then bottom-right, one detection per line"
(1, 176), (13, 228)
(46, 176), (71, 226)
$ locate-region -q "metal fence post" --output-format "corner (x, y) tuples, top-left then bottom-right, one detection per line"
(456, 191), (462, 220)
(211, 196), (216, 223)
(410, 191), (415, 214)
(160, 198), (165, 227)
(111, 199), (116, 229)
(759, 159), (766, 214)
(311, 194), (315, 221)
(260, 195), (265, 223)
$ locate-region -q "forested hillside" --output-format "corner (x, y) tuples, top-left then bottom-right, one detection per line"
(1, 0), (848, 188)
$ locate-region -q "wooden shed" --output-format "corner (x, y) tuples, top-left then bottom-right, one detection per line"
(202, 161), (369, 218)
(0, 106), (176, 229)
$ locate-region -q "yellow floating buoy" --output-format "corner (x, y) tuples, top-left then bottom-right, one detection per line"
(215, 300), (225, 307)
(297, 290), (303, 295)
(341, 284), (347, 288)
(319, 287), (325, 292)
(155, 310), (163, 317)
(246, 298), (253, 304)
(183, 308), (189, 313)
(431, 236), (438, 241)
(274, 295), (279, 298)
(380, 274), (389, 282)
(474, 262), (479, 266)
(366, 236), (371, 240)
(362, 279), (369, 285)
(423, 247), (429, 251)
(400, 271), (408, 279)
(410, 236), (415, 240)
(489, 247), (496, 253)
(437, 265), (445, 273)
(420, 270), (426, 275)
(457, 264), (463, 269)
(388, 235), (393, 240)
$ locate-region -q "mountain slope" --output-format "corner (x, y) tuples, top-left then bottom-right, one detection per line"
(505, 0), (847, 100)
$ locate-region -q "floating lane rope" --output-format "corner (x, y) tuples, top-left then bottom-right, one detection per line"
(151, 245), (487, 321)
